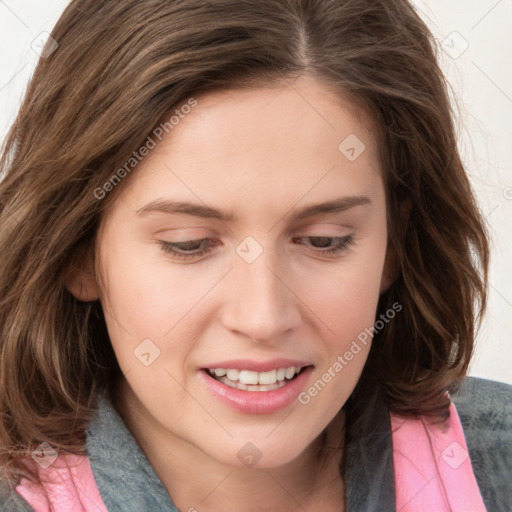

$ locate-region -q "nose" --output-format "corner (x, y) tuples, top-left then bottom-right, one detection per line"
(220, 249), (301, 343)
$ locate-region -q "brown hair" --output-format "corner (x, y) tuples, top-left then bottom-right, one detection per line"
(0, 0), (489, 490)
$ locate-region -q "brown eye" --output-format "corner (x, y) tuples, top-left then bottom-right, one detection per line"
(293, 235), (355, 256)
(308, 236), (335, 248)
(158, 238), (213, 258)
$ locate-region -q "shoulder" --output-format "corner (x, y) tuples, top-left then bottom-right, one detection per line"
(451, 376), (512, 512)
(451, 376), (512, 435)
(451, 375), (512, 408)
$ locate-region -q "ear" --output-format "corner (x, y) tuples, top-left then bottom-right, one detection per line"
(63, 243), (100, 302)
(379, 200), (411, 294)
(379, 242), (398, 294)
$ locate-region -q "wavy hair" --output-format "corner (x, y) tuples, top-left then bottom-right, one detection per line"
(0, 0), (489, 488)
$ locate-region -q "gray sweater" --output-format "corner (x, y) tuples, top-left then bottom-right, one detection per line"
(1, 376), (511, 511)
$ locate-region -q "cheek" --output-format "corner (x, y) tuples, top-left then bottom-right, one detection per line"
(96, 232), (206, 375)
(304, 241), (387, 339)
(297, 259), (383, 415)
(302, 270), (381, 373)
(99, 236), (203, 334)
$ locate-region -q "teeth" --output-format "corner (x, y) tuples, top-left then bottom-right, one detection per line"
(258, 369), (276, 385)
(208, 366), (302, 386)
(285, 367), (296, 379)
(226, 369), (239, 380)
(217, 375), (288, 392)
(238, 370), (259, 385)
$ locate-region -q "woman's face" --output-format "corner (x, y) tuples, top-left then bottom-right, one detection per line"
(90, 74), (393, 469)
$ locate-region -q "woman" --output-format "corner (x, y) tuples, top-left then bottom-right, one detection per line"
(0, 1), (510, 510)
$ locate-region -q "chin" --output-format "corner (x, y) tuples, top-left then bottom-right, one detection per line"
(209, 438), (310, 471)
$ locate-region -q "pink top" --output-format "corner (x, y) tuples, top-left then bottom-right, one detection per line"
(15, 402), (486, 511)
(14, 453), (107, 512)
(392, 402), (486, 511)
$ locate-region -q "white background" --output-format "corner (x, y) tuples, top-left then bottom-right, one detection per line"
(1, 1), (511, 384)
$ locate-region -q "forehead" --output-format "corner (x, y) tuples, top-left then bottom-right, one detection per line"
(175, 75), (379, 155)
(112, 74), (384, 215)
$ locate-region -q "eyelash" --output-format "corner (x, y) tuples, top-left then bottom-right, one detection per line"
(157, 235), (355, 260)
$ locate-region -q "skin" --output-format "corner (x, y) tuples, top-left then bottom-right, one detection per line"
(68, 73), (396, 511)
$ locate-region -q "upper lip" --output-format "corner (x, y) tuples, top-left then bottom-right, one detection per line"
(202, 359), (313, 373)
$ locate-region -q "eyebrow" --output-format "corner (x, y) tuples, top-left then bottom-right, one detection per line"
(136, 195), (371, 222)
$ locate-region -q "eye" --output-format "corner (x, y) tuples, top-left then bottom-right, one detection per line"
(293, 235), (355, 256)
(157, 235), (355, 260)
(158, 238), (215, 259)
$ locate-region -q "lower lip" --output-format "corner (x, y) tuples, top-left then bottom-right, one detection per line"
(199, 366), (314, 414)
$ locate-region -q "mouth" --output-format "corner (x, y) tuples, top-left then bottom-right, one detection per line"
(202, 365), (312, 392)
(199, 363), (315, 414)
